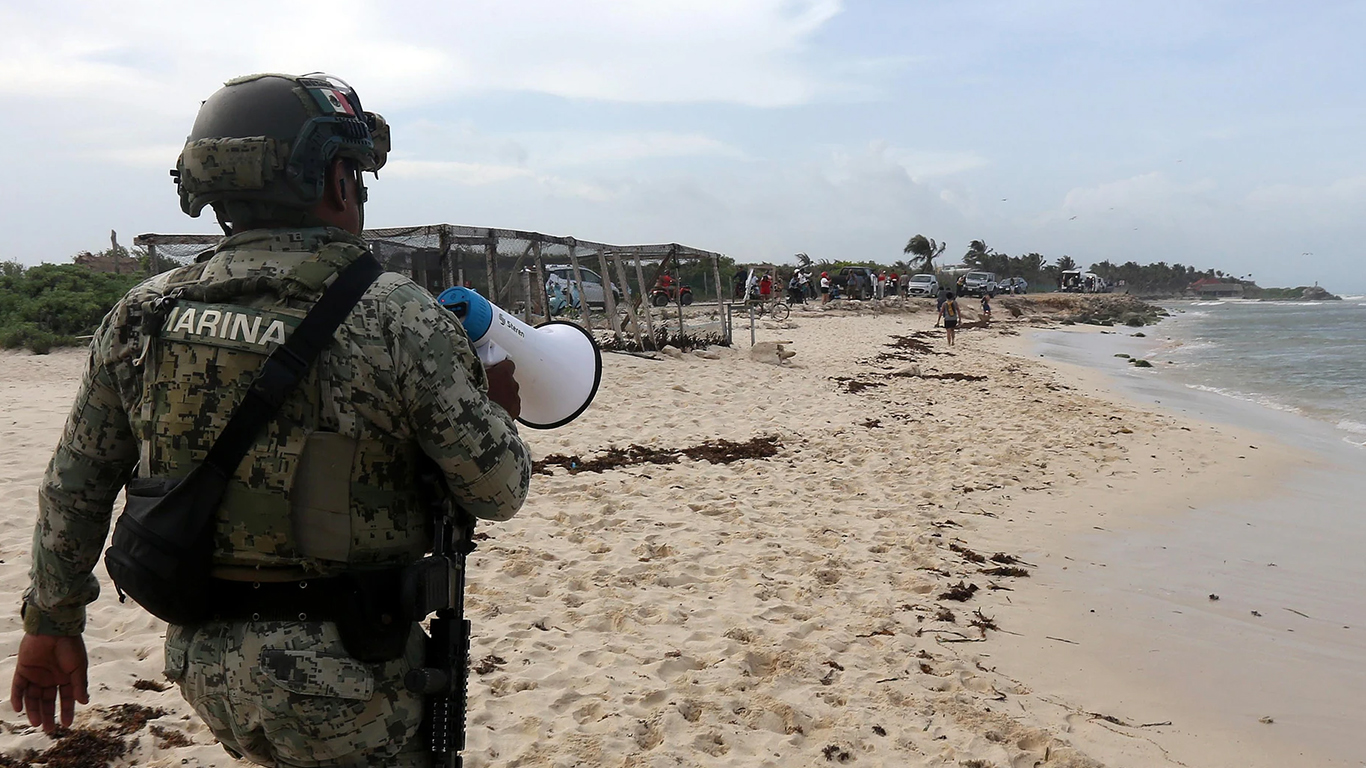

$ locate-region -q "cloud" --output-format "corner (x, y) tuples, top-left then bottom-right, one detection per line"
(0, 0), (845, 108)
(87, 144), (185, 168)
(383, 160), (535, 185)
(1046, 172), (1218, 225)
(883, 147), (990, 180)
(527, 132), (745, 167)
(1245, 175), (1366, 228)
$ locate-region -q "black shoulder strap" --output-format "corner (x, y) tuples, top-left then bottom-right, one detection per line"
(203, 253), (384, 478)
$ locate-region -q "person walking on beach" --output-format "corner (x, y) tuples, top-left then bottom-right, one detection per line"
(820, 271), (831, 304)
(940, 292), (961, 345)
(980, 291), (993, 324)
(10, 73), (531, 767)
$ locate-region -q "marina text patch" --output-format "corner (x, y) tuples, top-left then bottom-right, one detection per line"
(159, 301), (302, 354)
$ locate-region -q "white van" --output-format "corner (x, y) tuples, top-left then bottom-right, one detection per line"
(544, 265), (624, 307)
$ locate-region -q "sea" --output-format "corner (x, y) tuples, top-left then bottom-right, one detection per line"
(1029, 299), (1366, 765)
(1155, 297), (1366, 449)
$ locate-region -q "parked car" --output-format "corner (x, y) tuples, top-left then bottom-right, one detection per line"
(545, 265), (623, 308)
(960, 271), (998, 297)
(997, 276), (1028, 294)
(905, 273), (940, 297)
(837, 266), (878, 299)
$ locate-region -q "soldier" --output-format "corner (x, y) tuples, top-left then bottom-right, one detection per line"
(10, 73), (531, 766)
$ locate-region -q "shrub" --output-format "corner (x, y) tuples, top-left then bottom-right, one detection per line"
(0, 263), (144, 353)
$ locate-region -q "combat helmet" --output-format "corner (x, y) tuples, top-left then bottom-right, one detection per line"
(173, 73), (390, 228)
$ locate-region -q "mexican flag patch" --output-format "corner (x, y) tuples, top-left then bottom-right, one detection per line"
(310, 87), (356, 116)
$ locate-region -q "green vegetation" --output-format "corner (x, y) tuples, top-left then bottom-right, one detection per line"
(1252, 287), (1308, 300)
(0, 258), (146, 354)
(1087, 260), (1224, 295)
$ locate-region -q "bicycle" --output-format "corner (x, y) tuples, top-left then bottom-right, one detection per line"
(745, 297), (790, 322)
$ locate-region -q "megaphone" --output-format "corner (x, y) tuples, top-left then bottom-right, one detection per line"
(436, 286), (602, 429)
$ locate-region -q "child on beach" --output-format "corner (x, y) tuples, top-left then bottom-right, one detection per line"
(820, 272), (831, 304)
(939, 292), (961, 346)
(980, 292), (992, 324)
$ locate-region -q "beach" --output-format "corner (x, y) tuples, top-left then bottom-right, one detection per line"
(0, 299), (1353, 767)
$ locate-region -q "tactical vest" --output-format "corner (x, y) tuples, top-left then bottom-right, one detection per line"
(137, 229), (430, 577)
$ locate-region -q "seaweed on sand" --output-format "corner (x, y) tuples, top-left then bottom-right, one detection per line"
(534, 436), (780, 475)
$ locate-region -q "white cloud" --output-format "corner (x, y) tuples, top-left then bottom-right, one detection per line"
(1046, 172), (1218, 224)
(1245, 175), (1366, 227)
(87, 144), (185, 168)
(0, 0), (844, 108)
(526, 132), (745, 167)
(383, 160), (534, 185)
(884, 147), (990, 180)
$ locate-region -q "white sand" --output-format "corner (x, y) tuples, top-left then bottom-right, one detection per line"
(0, 305), (1309, 767)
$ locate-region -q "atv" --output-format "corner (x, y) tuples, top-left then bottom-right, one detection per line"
(650, 283), (693, 307)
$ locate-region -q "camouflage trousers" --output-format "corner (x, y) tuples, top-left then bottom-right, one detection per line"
(164, 620), (430, 767)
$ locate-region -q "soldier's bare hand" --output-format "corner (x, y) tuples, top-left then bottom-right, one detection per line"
(10, 634), (89, 734)
(484, 359), (521, 421)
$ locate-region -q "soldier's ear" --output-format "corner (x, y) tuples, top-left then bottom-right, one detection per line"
(321, 159), (350, 210)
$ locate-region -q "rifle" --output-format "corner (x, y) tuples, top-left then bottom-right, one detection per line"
(403, 478), (477, 768)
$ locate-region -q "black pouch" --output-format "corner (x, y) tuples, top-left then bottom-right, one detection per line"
(104, 465), (227, 625)
(334, 568), (413, 663)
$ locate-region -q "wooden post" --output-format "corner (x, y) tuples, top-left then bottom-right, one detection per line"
(715, 254), (726, 337)
(521, 269), (533, 323)
(611, 252), (646, 350)
(596, 249), (623, 345)
(438, 226), (452, 288)
(532, 241), (549, 322)
(672, 246), (686, 337)
(567, 243), (594, 332)
(147, 243), (160, 274)
(484, 235), (497, 301)
(631, 254), (656, 348)
(483, 235), (499, 300)
(497, 241), (534, 300)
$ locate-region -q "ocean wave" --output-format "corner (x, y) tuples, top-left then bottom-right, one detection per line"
(1337, 420), (1366, 436)
(1343, 437), (1366, 449)
(1184, 384), (1305, 415)
(1160, 339), (1218, 356)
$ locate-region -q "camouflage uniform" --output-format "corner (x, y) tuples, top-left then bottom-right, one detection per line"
(23, 227), (532, 767)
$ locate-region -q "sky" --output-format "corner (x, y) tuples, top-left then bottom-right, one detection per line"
(1, 0), (1363, 293)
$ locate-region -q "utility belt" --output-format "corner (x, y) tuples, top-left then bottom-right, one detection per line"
(203, 555), (459, 663)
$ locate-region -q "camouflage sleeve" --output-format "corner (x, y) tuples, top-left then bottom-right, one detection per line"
(23, 333), (139, 635)
(383, 283), (531, 522)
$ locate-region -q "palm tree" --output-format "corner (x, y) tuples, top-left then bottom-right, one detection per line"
(903, 235), (946, 273)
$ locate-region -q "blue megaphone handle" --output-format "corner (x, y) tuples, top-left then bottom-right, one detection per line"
(436, 286), (493, 341)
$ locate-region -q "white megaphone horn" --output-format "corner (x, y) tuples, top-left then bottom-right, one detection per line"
(436, 286), (602, 429)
